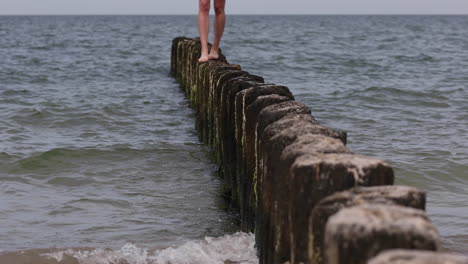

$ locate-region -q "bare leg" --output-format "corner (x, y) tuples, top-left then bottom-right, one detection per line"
(198, 0), (210, 62)
(209, 0), (226, 60)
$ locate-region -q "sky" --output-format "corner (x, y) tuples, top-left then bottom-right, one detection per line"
(1, 0), (468, 15)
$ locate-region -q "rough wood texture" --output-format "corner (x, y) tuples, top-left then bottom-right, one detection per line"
(368, 250), (468, 264)
(289, 154), (395, 264)
(325, 205), (440, 264)
(309, 186), (426, 264)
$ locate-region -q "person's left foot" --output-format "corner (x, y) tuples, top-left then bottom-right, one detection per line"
(208, 49), (219, 60)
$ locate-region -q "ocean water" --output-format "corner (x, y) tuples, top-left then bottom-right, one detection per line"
(0, 15), (467, 263)
(222, 15), (468, 254)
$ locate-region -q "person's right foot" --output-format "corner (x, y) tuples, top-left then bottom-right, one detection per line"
(198, 52), (209, 63)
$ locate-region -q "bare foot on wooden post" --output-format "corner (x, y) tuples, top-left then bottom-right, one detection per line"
(208, 49), (220, 60)
(198, 52), (209, 63)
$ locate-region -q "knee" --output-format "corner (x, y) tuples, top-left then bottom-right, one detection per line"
(214, 1), (225, 15)
(199, 0), (210, 14)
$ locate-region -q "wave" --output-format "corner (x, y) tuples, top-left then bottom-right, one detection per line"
(68, 198), (131, 209)
(1, 89), (33, 96)
(38, 233), (257, 264)
(0, 69), (53, 84)
(334, 86), (451, 104)
(4, 147), (136, 169)
(394, 54), (435, 63)
(342, 58), (385, 69)
(362, 86), (447, 99)
(7, 106), (125, 128)
(2, 148), (81, 173)
(1, 143), (206, 174)
(47, 176), (97, 187)
(30, 42), (68, 51)
(0, 151), (20, 162)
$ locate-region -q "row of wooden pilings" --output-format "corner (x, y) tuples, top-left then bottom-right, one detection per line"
(170, 37), (468, 264)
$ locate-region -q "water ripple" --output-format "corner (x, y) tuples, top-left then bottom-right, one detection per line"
(0, 15), (467, 254)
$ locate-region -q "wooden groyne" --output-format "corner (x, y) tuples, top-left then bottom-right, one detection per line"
(170, 37), (468, 264)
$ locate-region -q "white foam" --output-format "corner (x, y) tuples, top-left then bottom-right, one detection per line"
(42, 232), (258, 264)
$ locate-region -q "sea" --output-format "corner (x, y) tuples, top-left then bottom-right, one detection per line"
(0, 15), (467, 263)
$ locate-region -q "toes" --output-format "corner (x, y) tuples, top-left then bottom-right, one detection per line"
(198, 55), (209, 63)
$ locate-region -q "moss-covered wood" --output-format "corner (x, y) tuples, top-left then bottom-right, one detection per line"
(171, 37), (442, 264)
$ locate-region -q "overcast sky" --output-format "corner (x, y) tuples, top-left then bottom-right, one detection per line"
(1, 0), (468, 15)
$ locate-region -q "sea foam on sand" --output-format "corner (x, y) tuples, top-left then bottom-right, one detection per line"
(41, 232), (258, 264)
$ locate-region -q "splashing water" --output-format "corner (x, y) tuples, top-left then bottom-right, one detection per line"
(40, 232), (257, 264)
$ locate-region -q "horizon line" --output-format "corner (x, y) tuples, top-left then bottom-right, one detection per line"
(1, 13), (468, 16)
